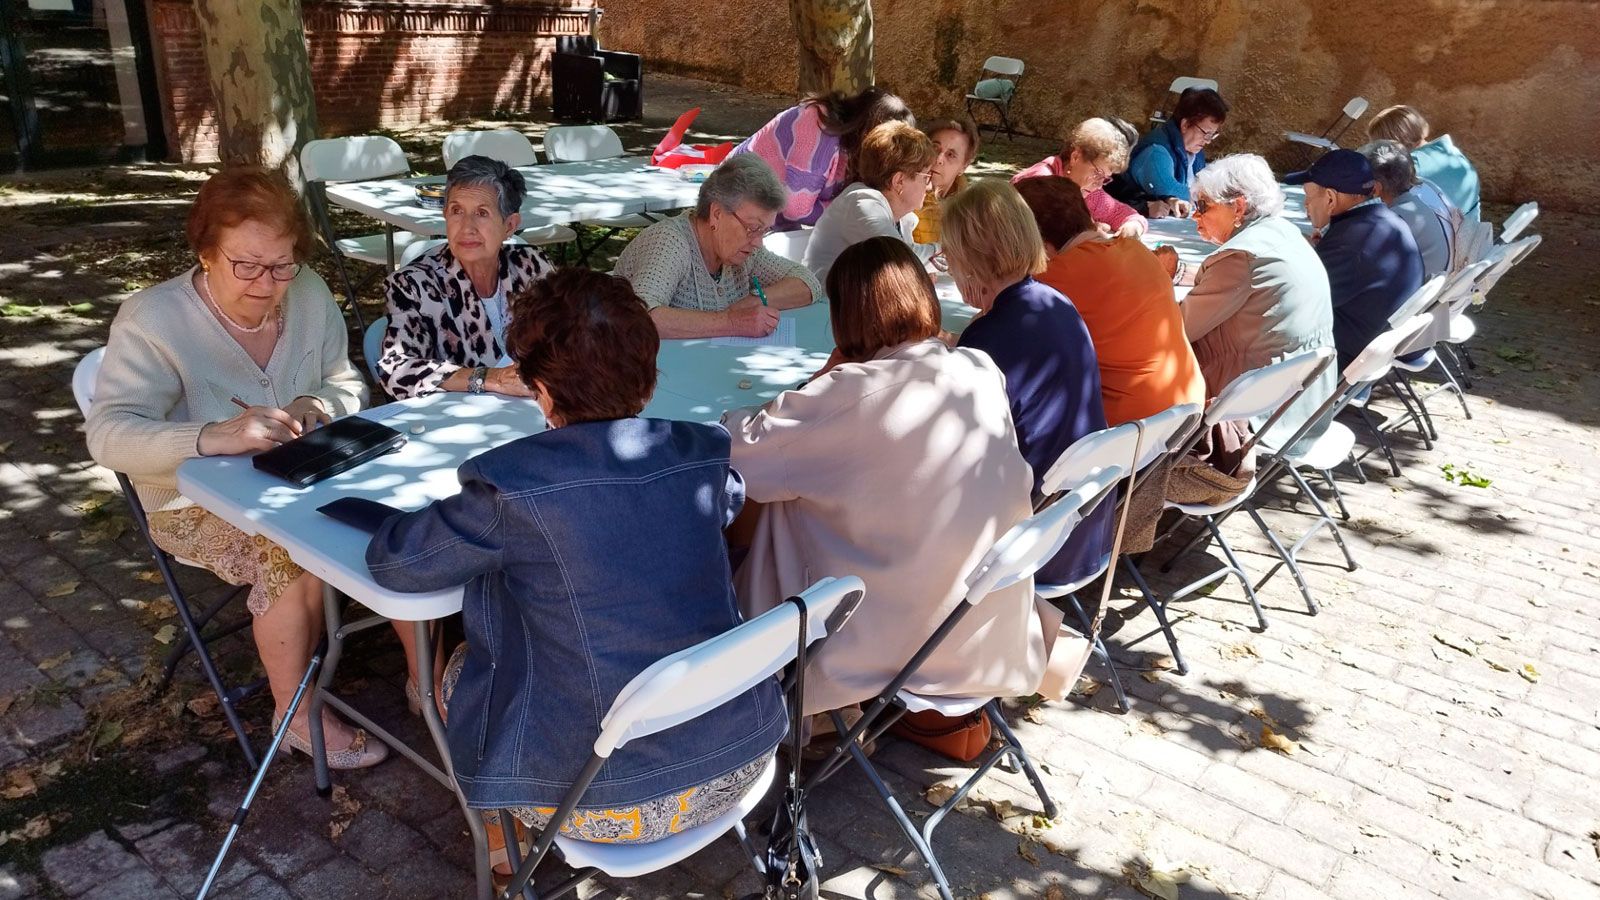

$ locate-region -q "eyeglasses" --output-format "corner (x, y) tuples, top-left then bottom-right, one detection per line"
(218, 251), (301, 282)
(722, 204), (774, 242)
(1195, 123), (1223, 143)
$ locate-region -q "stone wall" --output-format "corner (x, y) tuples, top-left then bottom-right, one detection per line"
(598, 0), (1600, 210)
(148, 0), (592, 163)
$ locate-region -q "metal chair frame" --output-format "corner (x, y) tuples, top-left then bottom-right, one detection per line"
(965, 56), (1026, 141)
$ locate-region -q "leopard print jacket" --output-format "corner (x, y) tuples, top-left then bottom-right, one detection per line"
(378, 243), (552, 399)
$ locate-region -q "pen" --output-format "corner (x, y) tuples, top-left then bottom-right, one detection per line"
(229, 397), (251, 411)
(751, 275), (769, 307)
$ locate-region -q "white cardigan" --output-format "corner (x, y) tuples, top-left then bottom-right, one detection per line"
(802, 182), (934, 287)
(86, 268), (367, 511)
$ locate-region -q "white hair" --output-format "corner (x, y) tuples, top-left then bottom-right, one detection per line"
(1192, 154), (1284, 221)
(694, 154), (788, 219)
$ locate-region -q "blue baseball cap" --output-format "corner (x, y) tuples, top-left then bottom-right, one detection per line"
(1283, 149), (1376, 195)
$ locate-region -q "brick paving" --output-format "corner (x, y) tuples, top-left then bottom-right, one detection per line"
(2, 75), (1598, 899)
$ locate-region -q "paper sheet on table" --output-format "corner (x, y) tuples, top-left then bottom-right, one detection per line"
(706, 318), (796, 348)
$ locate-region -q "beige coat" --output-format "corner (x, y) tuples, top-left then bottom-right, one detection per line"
(724, 339), (1072, 715)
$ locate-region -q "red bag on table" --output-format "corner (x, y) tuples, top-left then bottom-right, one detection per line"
(650, 107), (734, 169)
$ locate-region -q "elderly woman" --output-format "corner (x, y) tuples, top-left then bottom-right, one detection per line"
(729, 85), (914, 230)
(613, 154), (821, 339)
(803, 121), (937, 284)
(1013, 118), (1149, 237)
(378, 155), (553, 399)
(911, 118), (980, 244)
(1362, 139), (1464, 279)
(1367, 104), (1481, 222)
(1014, 176), (1205, 427)
(87, 166), (390, 769)
(1171, 154), (1338, 462)
(728, 236), (1079, 715)
(1110, 87), (1230, 213)
(369, 269), (783, 869)
(941, 179), (1112, 591)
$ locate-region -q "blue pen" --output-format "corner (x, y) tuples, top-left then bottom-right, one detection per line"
(751, 275), (770, 307)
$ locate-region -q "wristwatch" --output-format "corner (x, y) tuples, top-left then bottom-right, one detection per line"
(467, 366), (488, 395)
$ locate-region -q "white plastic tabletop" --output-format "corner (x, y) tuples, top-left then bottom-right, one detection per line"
(323, 157), (700, 235)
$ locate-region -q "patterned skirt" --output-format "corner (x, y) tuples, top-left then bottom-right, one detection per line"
(440, 643), (768, 844)
(146, 505), (304, 617)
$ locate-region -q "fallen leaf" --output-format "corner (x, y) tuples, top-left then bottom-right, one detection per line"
(1519, 663), (1541, 683)
(1022, 705), (1045, 725)
(92, 719), (123, 751)
(152, 624), (178, 645)
(989, 798), (1018, 822)
(1433, 633), (1477, 657)
(38, 651), (72, 670)
(148, 598), (177, 620)
(1072, 676), (1102, 698)
(1150, 655), (1177, 671)
(1130, 860), (1191, 900)
(1220, 642), (1260, 661)
(1044, 886), (1068, 900)
(0, 770), (37, 799)
(118, 598), (147, 611)
(327, 784), (362, 841)
(924, 782), (957, 807)
(1139, 671), (1163, 683)
(1017, 839), (1040, 865)
(1260, 725), (1300, 755)
(186, 694), (219, 718)
(871, 863), (910, 877)
(134, 570), (164, 584)
(44, 580), (79, 598)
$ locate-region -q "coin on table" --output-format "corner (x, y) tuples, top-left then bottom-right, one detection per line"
(409, 424), (427, 435)
(737, 379), (753, 390)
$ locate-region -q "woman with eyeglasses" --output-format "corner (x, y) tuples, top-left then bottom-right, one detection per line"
(1109, 87), (1230, 216)
(613, 154), (820, 339)
(802, 121), (938, 285)
(86, 166), (400, 770)
(1013, 118), (1150, 237)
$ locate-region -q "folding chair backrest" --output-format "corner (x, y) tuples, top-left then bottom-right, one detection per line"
(593, 575), (866, 756)
(300, 135), (409, 184)
(1133, 402), (1205, 473)
(1387, 274), (1447, 326)
(363, 316), (388, 386)
(1343, 314), (1432, 386)
(1473, 234), (1540, 301)
(1169, 76), (1218, 94)
(1441, 258), (1494, 316)
(1458, 221), (1495, 266)
(980, 55), (1025, 78)
(963, 467), (1125, 602)
(443, 129), (538, 170)
(762, 228), (812, 265)
(1342, 96), (1370, 120)
(72, 346), (105, 417)
(544, 124), (625, 163)
(1205, 349), (1335, 426)
(1500, 201), (1539, 243)
(1322, 96), (1369, 142)
(1038, 421), (1140, 498)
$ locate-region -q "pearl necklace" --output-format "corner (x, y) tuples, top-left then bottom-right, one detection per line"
(201, 270), (280, 335)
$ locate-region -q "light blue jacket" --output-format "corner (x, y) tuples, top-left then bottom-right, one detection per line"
(1412, 134), (1480, 222)
(1128, 120), (1207, 201)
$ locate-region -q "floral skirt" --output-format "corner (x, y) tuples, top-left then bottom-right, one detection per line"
(440, 644), (767, 844)
(147, 506), (304, 617)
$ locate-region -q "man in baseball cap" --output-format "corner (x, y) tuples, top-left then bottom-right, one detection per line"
(1286, 149), (1424, 368)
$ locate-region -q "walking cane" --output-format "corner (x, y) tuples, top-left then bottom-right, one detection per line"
(196, 652), (323, 900)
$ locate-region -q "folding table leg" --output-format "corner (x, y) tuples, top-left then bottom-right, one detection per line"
(308, 584), (342, 796)
(412, 620), (495, 900)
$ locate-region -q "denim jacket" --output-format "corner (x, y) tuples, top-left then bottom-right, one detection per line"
(366, 417), (786, 810)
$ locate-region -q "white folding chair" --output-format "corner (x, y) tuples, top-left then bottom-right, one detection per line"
(441, 129), (579, 255)
(1150, 76), (1219, 124)
(762, 228), (812, 266)
(74, 349), (264, 769)
(1284, 96), (1369, 152)
(492, 576), (866, 900)
(1500, 201), (1539, 243)
(362, 316), (387, 389)
(1133, 350), (1337, 637)
(964, 56), (1026, 141)
(543, 124), (657, 262)
(1389, 261), (1494, 421)
(800, 472), (1123, 900)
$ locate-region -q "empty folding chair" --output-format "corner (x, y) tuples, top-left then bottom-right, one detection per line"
(440, 129), (578, 257)
(543, 124), (659, 263)
(964, 56), (1026, 141)
(73, 349), (264, 769)
(1130, 349), (1336, 637)
(1150, 76), (1219, 124)
(490, 576), (865, 900)
(801, 472), (1124, 900)
(1500, 201), (1539, 242)
(1440, 235), (1541, 381)
(1284, 96), (1369, 152)
(301, 136), (422, 333)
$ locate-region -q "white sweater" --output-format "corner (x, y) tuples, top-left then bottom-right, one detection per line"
(802, 182), (934, 287)
(86, 267), (367, 511)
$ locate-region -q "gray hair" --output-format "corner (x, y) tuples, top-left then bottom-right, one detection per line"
(1191, 153), (1284, 222)
(1358, 140), (1419, 197)
(445, 155), (526, 219)
(694, 154), (788, 219)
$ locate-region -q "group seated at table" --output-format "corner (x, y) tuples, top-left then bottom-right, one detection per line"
(1013, 117), (1151, 237)
(1106, 87), (1230, 217)
(730, 85), (914, 231)
(378, 155), (554, 399)
(612, 154), (820, 339)
(912, 117), (980, 244)
(803, 120), (939, 284)
(1366, 104), (1481, 222)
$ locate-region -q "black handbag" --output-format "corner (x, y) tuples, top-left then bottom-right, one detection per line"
(251, 416), (405, 487)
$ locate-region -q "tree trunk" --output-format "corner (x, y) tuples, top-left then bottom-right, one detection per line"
(192, 0), (319, 187)
(788, 0), (874, 96)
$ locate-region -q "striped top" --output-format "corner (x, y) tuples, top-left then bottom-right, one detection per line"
(730, 103), (848, 230)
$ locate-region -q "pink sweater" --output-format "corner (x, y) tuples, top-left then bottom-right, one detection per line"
(1012, 156), (1148, 233)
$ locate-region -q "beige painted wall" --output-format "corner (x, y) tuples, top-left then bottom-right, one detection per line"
(600, 0), (1600, 211)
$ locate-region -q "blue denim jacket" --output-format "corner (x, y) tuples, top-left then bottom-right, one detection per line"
(366, 417), (787, 810)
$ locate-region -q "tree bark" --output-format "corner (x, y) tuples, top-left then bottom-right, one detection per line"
(192, 0), (319, 187)
(788, 0), (874, 96)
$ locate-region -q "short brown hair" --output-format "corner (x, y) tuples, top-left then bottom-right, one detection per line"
(923, 118), (981, 164)
(1064, 118), (1130, 172)
(826, 236), (941, 363)
(855, 121), (936, 192)
(1367, 105), (1430, 148)
(1173, 88), (1229, 128)
(507, 268), (660, 424)
(1014, 176), (1096, 249)
(186, 166), (314, 261)
(940, 179), (1048, 286)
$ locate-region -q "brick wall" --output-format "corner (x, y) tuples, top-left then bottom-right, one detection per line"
(148, 0), (593, 163)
